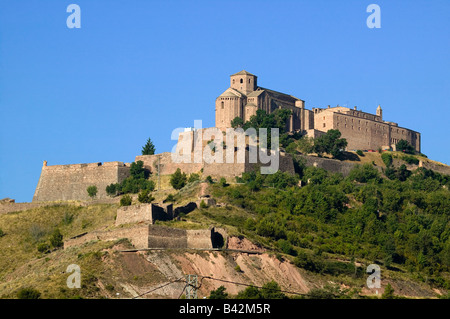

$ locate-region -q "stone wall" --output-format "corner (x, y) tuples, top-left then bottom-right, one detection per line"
(64, 225), (227, 250)
(115, 203), (174, 226)
(33, 161), (130, 202)
(297, 154), (357, 176)
(64, 225), (149, 249)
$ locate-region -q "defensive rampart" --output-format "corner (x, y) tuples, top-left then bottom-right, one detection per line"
(33, 161), (130, 202)
(64, 225), (227, 250)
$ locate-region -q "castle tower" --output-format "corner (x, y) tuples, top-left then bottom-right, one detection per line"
(230, 70), (257, 95)
(376, 104), (382, 119)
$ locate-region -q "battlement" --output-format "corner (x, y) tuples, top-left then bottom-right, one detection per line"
(33, 161), (130, 202)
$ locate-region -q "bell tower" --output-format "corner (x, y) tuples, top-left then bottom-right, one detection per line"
(230, 70), (257, 95)
(376, 104), (382, 120)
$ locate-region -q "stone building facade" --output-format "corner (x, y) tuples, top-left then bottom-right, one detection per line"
(312, 105), (421, 152)
(216, 70), (421, 152)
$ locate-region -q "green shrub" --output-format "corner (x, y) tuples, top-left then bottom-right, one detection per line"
(381, 152), (393, 167)
(200, 200), (208, 209)
(120, 194), (132, 206)
(396, 140), (415, 154)
(188, 173), (200, 183)
(209, 286), (228, 299)
(205, 175), (214, 184)
(348, 164), (381, 183)
(170, 168), (187, 190)
(219, 177), (228, 187)
(0, 228), (4, 237)
(37, 242), (50, 253)
(17, 287), (41, 299)
(50, 229), (63, 248)
(137, 189), (155, 203)
(106, 183), (118, 196)
(62, 212), (74, 225)
(382, 283), (395, 299)
(356, 150), (364, 156)
(87, 185), (98, 199)
(277, 239), (297, 256)
(402, 155), (419, 165)
(164, 194), (175, 202)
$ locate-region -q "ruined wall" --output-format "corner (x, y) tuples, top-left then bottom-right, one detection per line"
(297, 154), (357, 177)
(115, 203), (174, 226)
(33, 161), (130, 202)
(64, 225), (227, 250)
(147, 225), (188, 248)
(64, 225), (149, 249)
(186, 229), (213, 249)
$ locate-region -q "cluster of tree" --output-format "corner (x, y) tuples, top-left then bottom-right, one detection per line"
(209, 281), (286, 299)
(210, 162), (450, 289)
(396, 139), (415, 154)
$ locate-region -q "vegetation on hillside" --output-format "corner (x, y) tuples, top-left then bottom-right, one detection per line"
(208, 161), (450, 290)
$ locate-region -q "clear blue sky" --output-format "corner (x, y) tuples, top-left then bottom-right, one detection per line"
(1, 0), (449, 202)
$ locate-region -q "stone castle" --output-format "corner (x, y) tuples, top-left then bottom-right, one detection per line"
(32, 70), (421, 202)
(216, 70), (421, 152)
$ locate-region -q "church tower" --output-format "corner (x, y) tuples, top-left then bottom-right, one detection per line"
(376, 104), (382, 120)
(230, 70), (257, 95)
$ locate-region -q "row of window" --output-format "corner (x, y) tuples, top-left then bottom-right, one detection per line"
(232, 78), (252, 84)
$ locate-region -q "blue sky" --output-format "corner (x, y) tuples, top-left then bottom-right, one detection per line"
(0, 0), (449, 202)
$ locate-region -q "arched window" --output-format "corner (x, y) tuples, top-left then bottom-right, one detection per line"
(232, 79), (235, 84)
(221, 101), (224, 109)
(240, 78), (243, 83)
(248, 79), (251, 83)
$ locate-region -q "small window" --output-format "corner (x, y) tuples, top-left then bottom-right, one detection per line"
(240, 78), (243, 83)
(248, 79), (251, 83)
(221, 101), (224, 109)
(323, 123), (326, 128)
(232, 79), (235, 84)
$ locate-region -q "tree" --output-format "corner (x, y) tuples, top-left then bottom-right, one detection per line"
(138, 189), (155, 203)
(230, 116), (244, 128)
(17, 287), (41, 299)
(141, 138), (156, 155)
(381, 152), (393, 167)
(170, 168), (187, 190)
(396, 139), (415, 154)
(209, 286), (228, 299)
(106, 183), (118, 197)
(87, 185), (98, 199)
(130, 161), (149, 179)
(313, 129), (348, 158)
(120, 194), (132, 206)
(381, 283), (395, 299)
(50, 228), (63, 248)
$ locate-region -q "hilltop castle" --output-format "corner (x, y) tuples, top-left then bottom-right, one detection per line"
(216, 70), (420, 152)
(32, 70), (421, 202)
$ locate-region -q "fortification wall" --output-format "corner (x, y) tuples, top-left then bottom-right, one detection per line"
(33, 161), (130, 202)
(147, 225), (188, 248)
(297, 154), (357, 176)
(64, 225), (149, 249)
(186, 229), (213, 249)
(115, 204), (153, 226)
